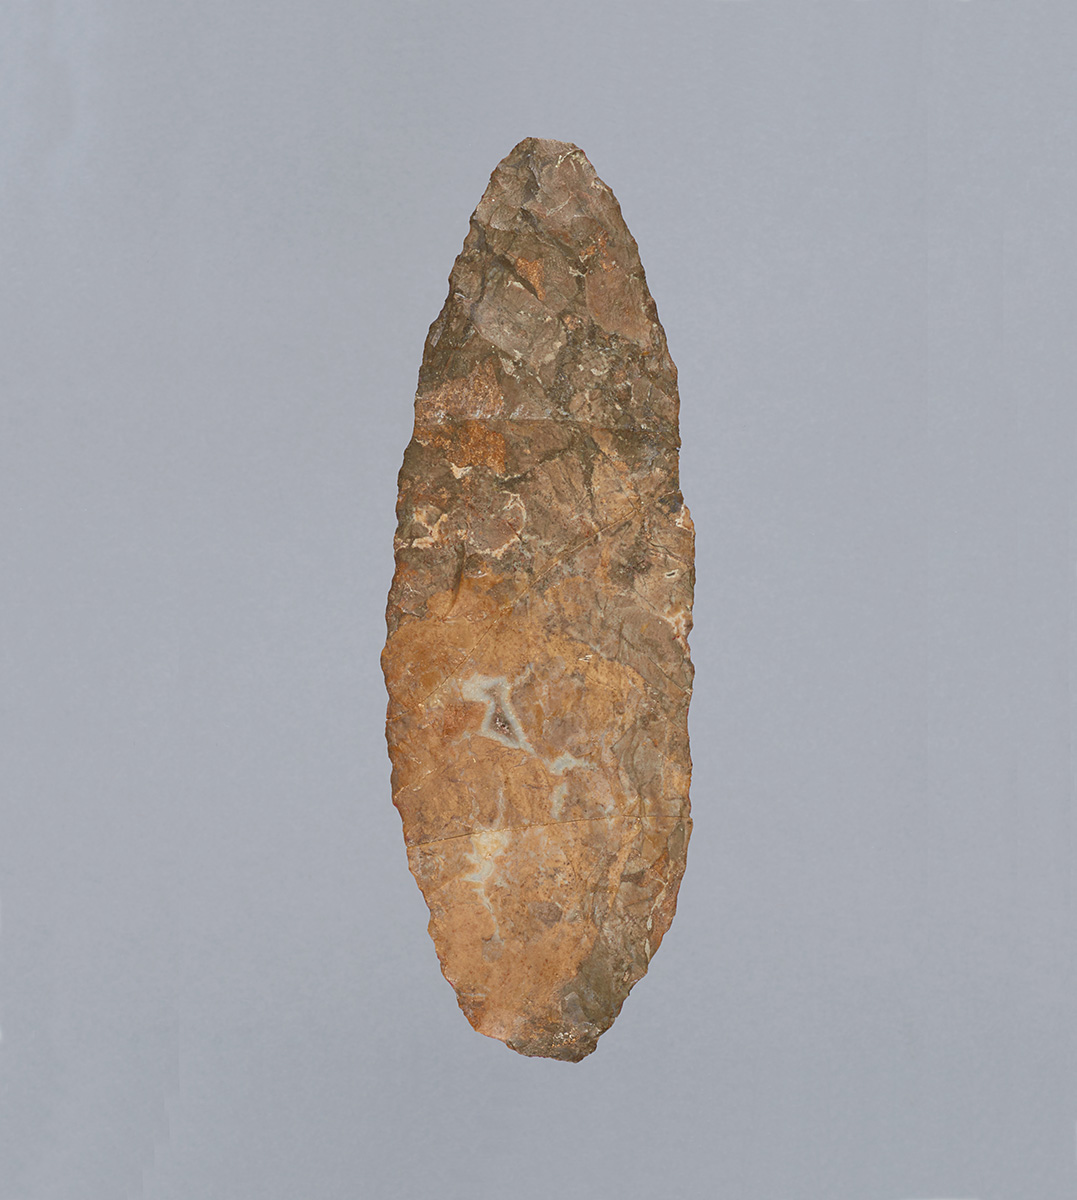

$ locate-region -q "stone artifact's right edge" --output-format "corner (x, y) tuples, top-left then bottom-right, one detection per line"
(382, 138), (694, 1061)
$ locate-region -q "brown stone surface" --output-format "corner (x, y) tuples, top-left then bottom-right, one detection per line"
(382, 138), (694, 1061)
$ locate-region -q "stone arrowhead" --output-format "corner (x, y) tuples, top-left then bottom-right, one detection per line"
(382, 138), (694, 1061)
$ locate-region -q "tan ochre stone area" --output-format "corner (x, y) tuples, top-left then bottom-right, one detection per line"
(382, 138), (694, 1061)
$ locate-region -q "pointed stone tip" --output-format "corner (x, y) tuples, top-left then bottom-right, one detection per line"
(479, 137), (607, 224)
(503, 136), (580, 158)
(501, 136), (587, 169)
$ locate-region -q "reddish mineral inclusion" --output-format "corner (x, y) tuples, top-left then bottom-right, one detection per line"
(382, 138), (693, 1061)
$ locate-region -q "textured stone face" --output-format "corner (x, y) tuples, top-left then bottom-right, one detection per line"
(382, 138), (693, 1061)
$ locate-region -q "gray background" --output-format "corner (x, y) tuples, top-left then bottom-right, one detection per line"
(1, 2), (1073, 1197)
